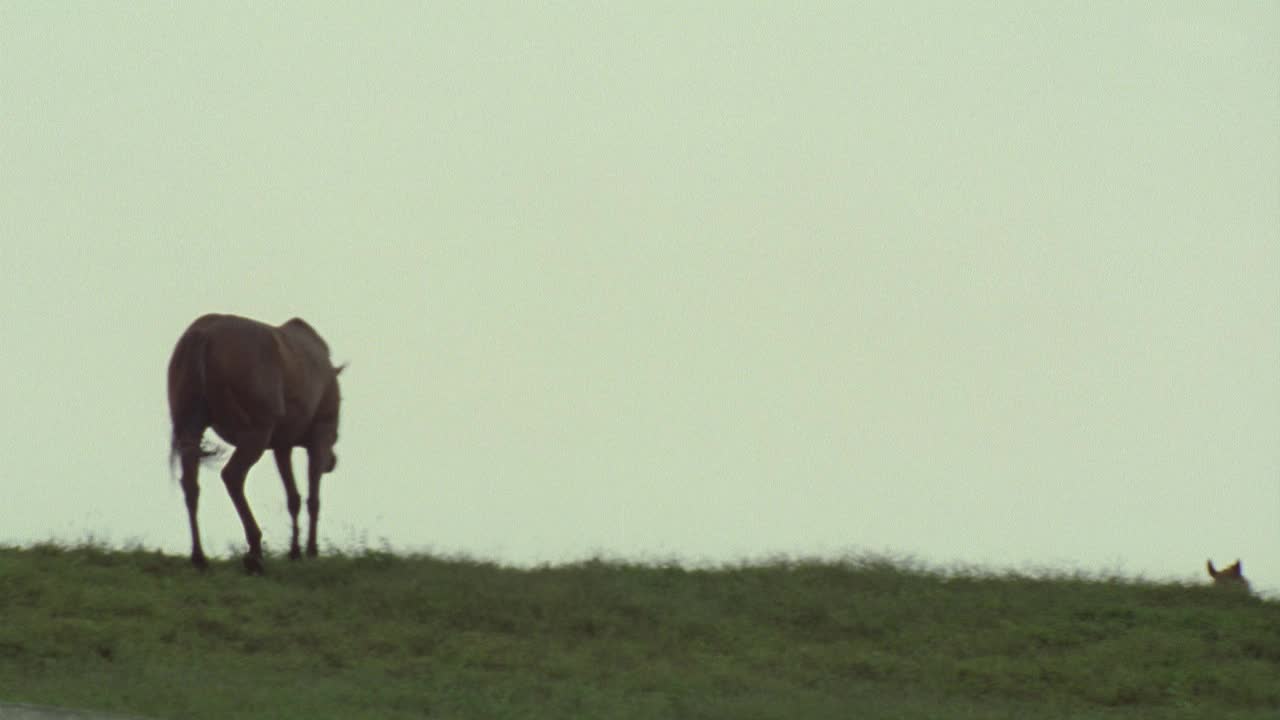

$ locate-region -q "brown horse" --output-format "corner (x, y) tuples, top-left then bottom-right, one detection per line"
(1206, 559), (1250, 592)
(168, 314), (344, 573)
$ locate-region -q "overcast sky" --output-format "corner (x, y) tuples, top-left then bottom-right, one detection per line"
(2, 3), (1277, 595)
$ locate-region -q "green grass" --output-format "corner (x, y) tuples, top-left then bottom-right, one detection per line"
(0, 543), (1276, 719)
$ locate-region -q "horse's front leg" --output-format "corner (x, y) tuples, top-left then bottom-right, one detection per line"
(304, 447), (328, 558)
(274, 448), (303, 560)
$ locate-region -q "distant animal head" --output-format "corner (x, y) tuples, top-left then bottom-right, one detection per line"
(1206, 559), (1250, 592)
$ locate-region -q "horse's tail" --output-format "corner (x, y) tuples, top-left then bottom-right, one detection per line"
(167, 328), (218, 471)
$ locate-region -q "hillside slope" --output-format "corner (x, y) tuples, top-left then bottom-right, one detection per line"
(1, 545), (1276, 719)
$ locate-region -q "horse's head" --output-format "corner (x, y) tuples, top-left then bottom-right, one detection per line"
(310, 362), (344, 475)
(1206, 559), (1250, 592)
(307, 418), (340, 474)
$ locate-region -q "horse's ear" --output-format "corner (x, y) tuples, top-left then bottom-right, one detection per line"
(1231, 560), (1243, 576)
(1206, 559), (1217, 578)
(335, 362), (348, 376)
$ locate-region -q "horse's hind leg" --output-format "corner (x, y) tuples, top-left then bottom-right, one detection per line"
(179, 451), (207, 569)
(222, 439), (268, 574)
(274, 448), (303, 560)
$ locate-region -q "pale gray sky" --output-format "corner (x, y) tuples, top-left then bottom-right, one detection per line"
(2, 3), (1277, 594)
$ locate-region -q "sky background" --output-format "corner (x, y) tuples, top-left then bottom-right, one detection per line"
(2, 3), (1277, 595)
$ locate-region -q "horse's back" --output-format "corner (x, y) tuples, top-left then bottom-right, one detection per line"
(175, 314), (339, 445)
(184, 313), (275, 340)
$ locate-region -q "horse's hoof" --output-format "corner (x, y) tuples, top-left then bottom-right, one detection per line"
(242, 555), (265, 575)
(288, 547), (302, 561)
(191, 554), (209, 571)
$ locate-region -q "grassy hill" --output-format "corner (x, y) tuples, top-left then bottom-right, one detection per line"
(0, 544), (1276, 719)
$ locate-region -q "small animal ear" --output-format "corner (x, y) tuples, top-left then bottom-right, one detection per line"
(1231, 560), (1243, 576)
(1207, 559), (1217, 577)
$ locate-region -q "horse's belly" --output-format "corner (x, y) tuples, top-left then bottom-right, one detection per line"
(208, 423), (243, 447)
(270, 416), (314, 448)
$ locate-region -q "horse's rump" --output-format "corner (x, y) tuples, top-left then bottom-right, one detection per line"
(167, 328), (212, 463)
